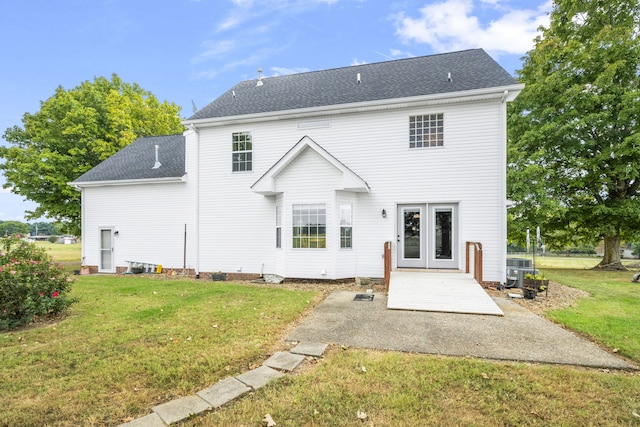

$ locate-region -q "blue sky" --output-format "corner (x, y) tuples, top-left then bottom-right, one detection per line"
(0, 0), (551, 222)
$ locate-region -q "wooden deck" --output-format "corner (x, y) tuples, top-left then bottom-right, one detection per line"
(387, 270), (504, 316)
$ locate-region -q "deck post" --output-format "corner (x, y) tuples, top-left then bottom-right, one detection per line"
(384, 241), (391, 292)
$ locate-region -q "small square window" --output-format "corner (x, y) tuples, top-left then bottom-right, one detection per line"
(409, 114), (443, 148)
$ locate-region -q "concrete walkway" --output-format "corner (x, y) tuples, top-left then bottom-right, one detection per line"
(287, 290), (636, 369)
(118, 342), (328, 427)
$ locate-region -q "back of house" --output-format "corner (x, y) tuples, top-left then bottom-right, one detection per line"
(71, 48), (522, 284)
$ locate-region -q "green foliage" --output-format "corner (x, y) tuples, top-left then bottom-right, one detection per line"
(0, 236), (76, 330)
(29, 221), (61, 237)
(0, 221), (30, 237)
(508, 0), (640, 265)
(0, 74), (183, 235)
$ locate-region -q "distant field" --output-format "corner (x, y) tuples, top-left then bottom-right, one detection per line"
(508, 254), (640, 270)
(34, 241), (82, 272)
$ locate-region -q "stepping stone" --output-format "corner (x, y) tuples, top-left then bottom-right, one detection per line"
(290, 342), (328, 357)
(264, 351), (306, 372)
(197, 377), (251, 408)
(152, 395), (211, 425)
(118, 413), (166, 427)
(236, 365), (284, 389)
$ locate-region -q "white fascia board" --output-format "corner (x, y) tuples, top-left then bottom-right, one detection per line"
(68, 175), (187, 189)
(182, 84), (525, 129)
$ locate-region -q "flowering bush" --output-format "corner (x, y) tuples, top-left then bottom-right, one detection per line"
(0, 235), (76, 330)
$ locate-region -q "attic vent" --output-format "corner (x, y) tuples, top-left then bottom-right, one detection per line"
(256, 67), (263, 87)
(152, 145), (161, 169)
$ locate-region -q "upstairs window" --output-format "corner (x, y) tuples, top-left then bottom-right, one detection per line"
(292, 204), (326, 249)
(232, 131), (252, 172)
(409, 114), (443, 148)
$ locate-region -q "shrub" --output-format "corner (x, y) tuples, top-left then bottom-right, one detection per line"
(0, 235), (76, 330)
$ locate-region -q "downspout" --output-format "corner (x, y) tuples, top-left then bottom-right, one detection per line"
(190, 123), (201, 279)
(500, 90), (509, 285)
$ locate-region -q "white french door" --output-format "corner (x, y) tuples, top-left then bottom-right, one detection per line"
(396, 203), (458, 269)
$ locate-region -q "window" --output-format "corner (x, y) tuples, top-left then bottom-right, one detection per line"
(232, 132), (252, 171)
(292, 204), (326, 249)
(409, 114), (443, 148)
(339, 204), (352, 249)
(275, 205), (282, 249)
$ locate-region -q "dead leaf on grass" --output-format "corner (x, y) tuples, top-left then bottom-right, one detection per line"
(481, 372), (489, 379)
(263, 413), (277, 426)
(632, 411), (639, 418)
(357, 411), (367, 420)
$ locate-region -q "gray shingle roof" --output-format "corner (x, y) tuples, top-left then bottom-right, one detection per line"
(72, 134), (185, 183)
(188, 49), (518, 121)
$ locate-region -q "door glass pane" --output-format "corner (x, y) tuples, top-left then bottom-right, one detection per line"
(404, 209), (421, 259)
(435, 209), (452, 260)
(100, 229), (112, 269)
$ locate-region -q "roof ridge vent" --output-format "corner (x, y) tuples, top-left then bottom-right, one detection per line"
(256, 67), (264, 86)
(152, 144), (161, 169)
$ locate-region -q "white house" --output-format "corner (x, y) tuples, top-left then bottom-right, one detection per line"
(71, 49), (523, 284)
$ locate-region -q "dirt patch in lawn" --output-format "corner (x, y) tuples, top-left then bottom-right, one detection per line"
(485, 282), (591, 315)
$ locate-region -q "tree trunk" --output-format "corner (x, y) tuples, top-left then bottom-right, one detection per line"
(595, 233), (626, 270)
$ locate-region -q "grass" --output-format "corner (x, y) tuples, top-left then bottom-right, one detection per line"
(543, 268), (640, 362)
(0, 276), (316, 426)
(185, 349), (640, 427)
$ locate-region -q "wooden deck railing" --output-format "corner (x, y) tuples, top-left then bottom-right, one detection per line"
(465, 241), (483, 284)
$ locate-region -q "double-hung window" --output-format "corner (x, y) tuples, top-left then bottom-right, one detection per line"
(292, 204), (326, 249)
(232, 131), (252, 171)
(275, 205), (282, 249)
(339, 204), (352, 249)
(409, 113), (443, 148)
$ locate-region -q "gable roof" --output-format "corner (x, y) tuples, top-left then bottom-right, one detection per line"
(71, 134), (186, 186)
(188, 49), (518, 121)
(251, 135), (370, 196)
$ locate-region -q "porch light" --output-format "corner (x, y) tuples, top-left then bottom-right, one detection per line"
(381, 209), (387, 218)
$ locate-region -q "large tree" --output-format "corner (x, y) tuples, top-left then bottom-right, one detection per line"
(1, 75), (183, 235)
(508, 0), (640, 269)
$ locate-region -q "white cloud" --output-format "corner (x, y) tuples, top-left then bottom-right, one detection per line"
(394, 0), (551, 56)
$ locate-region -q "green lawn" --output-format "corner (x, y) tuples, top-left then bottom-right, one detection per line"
(543, 268), (640, 362)
(0, 276), (316, 427)
(2, 247), (640, 426)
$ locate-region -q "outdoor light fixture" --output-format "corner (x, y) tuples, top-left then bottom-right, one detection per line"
(114, 231), (119, 236)
(381, 209), (387, 218)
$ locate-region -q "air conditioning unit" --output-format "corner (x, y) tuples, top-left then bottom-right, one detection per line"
(506, 258), (532, 268)
(505, 266), (539, 288)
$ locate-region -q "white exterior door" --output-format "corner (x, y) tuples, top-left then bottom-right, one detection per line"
(99, 228), (114, 273)
(429, 204), (457, 269)
(397, 205), (426, 268)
